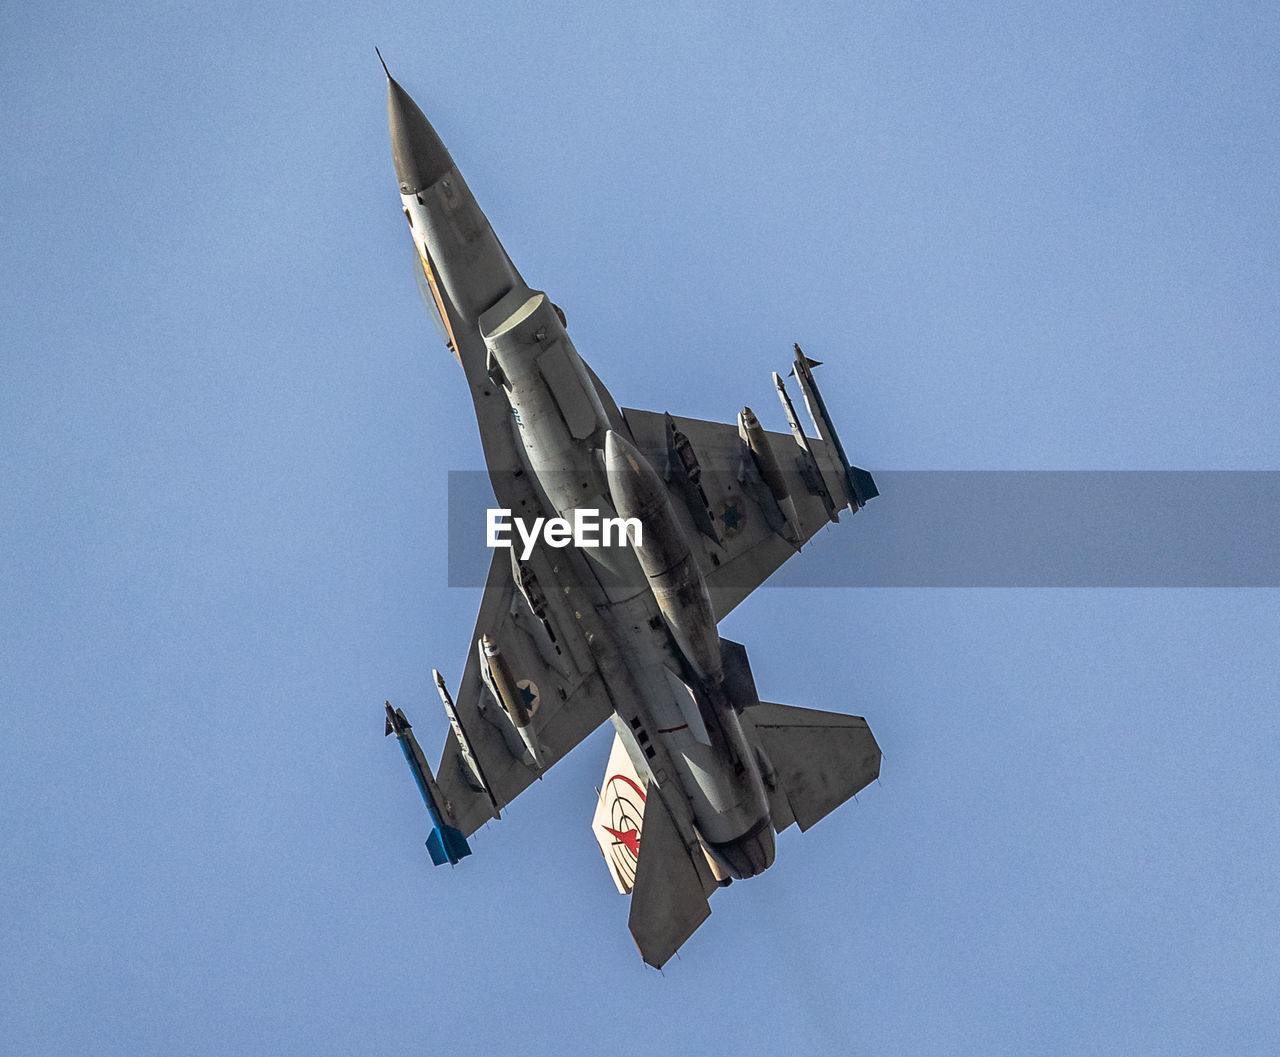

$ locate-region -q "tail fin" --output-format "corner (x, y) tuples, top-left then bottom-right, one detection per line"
(592, 734), (649, 894)
(425, 823), (472, 867)
(742, 701), (881, 832)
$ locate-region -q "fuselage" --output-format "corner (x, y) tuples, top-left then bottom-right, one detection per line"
(386, 71), (773, 877)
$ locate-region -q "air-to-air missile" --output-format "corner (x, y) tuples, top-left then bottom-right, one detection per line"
(383, 702), (470, 866)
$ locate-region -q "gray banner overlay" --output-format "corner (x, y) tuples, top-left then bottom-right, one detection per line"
(446, 471), (1279, 587)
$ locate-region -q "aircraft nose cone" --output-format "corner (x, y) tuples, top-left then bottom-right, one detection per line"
(383, 65), (454, 195)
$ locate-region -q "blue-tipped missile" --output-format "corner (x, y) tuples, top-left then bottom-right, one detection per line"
(384, 702), (471, 866)
(790, 345), (879, 510)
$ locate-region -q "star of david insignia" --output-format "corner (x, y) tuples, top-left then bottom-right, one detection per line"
(516, 679), (540, 713)
(719, 501), (745, 537)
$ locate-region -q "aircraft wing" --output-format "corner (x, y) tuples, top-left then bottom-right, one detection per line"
(433, 547), (614, 838)
(621, 351), (877, 620)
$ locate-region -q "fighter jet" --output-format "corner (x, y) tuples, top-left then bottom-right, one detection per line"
(379, 58), (882, 967)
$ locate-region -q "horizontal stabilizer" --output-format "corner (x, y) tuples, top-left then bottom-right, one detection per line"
(743, 701), (881, 832)
(628, 782), (714, 968)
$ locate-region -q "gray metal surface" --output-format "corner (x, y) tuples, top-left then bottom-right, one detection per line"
(380, 61), (883, 966)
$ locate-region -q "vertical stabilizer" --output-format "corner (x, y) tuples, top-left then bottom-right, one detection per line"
(592, 734), (648, 894)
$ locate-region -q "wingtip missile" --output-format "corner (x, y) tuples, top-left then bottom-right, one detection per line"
(384, 699), (406, 736)
(789, 351), (879, 510)
(384, 700), (472, 866)
(787, 343), (823, 375)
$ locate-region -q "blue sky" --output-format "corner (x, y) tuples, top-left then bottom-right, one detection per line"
(3, 3), (1278, 1055)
